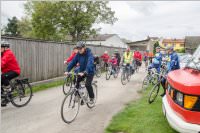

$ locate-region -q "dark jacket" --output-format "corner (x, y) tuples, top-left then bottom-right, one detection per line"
(115, 53), (121, 64)
(67, 48), (94, 75)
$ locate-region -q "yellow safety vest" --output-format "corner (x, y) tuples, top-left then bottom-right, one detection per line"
(123, 52), (132, 64)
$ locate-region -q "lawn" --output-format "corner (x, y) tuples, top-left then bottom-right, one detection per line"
(105, 87), (177, 133)
(31, 80), (64, 93)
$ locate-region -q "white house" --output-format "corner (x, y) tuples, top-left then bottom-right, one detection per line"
(85, 34), (127, 48)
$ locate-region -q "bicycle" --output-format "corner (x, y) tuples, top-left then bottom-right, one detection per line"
(1, 78), (33, 107)
(142, 68), (158, 90)
(121, 64), (132, 85)
(95, 64), (102, 78)
(106, 63), (118, 80)
(148, 72), (166, 104)
(61, 73), (98, 123)
(62, 72), (76, 95)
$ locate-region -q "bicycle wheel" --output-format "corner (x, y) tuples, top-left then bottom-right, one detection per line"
(87, 83), (98, 108)
(11, 82), (33, 107)
(95, 66), (102, 78)
(142, 75), (150, 90)
(61, 91), (80, 123)
(106, 67), (111, 80)
(121, 70), (127, 85)
(148, 83), (160, 104)
(127, 69), (131, 82)
(63, 76), (73, 95)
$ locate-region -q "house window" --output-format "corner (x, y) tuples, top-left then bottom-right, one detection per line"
(164, 43), (168, 47)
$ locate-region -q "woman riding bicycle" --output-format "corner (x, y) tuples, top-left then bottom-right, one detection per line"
(1, 41), (21, 106)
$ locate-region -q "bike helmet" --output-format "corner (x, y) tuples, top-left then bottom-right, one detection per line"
(1, 41), (10, 48)
(76, 41), (86, 48)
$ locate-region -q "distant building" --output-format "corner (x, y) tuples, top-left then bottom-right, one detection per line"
(185, 36), (200, 54)
(160, 38), (185, 50)
(127, 36), (159, 52)
(85, 34), (127, 48)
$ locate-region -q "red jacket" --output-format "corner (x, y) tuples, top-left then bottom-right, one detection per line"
(65, 52), (77, 63)
(101, 54), (110, 63)
(133, 51), (142, 61)
(1, 49), (21, 75)
(109, 58), (117, 66)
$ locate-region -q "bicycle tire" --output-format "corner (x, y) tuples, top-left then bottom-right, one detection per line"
(142, 75), (149, 90)
(106, 68), (111, 80)
(148, 83), (160, 104)
(63, 76), (73, 95)
(95, 67), (102, 78)
(11, 82), (33, 107)
(61, 91), (80, 123)
(121, 71), (127, 85)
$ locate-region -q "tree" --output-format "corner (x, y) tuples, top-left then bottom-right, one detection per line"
(17, 17), (34, 38)
(4, 16), (20, 36)
(153, 41), (159, 54)
(24, 1), (117, 41)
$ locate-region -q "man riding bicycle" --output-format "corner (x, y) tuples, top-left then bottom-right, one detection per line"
(65, 41), (95, 104)
(1, 41), (21, 106)
(122, 48), (133, 73)
(133, 48), (142, 69)
(94, 54), (100, 71)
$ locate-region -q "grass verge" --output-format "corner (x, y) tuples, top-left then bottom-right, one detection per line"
(105, 86), (177, 133)
(31, 80), (64, 93)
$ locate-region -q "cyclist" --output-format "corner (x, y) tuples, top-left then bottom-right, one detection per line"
(100, 51), (110, 69)
(133, 48), (142, 69)
(114, 49), (121, 66)
(94, 54), (100, 71)
(64, 46), (78, 64)
(122, 48), (132, 74)
(160, 46), (180, 96)
(148, 46), (162, 73)
(64, 46), (80, 74)
(109, 54), (118, 74)
(1, 41), (21, 106)
(143, 50), (149, 68)
(65, 41), (95, 103)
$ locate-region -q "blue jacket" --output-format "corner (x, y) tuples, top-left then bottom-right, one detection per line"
(167, 52), (180, 72)
(67, 48), (94, 75)
(152, 52), (162, 68)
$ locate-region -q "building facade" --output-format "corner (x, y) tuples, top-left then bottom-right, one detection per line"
(85, 34), (127, 48)
(160, 39), (185, 50)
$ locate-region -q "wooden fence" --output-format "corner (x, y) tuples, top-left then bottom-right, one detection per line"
(1, 36), (125, 82)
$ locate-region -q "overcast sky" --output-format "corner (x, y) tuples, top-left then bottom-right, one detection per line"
(1, 1), (200, 41)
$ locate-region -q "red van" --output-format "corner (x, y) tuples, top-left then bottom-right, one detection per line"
(162, 46), (200, 133)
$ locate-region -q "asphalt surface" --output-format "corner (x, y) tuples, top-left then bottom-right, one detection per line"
(1, 66), (146, 133)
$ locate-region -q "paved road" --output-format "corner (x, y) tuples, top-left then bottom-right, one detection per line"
(1, 66), (146, 133)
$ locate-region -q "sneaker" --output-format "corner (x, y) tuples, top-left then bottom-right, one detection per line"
(89, 98), (95, 104)
(1, 99), (7, 107)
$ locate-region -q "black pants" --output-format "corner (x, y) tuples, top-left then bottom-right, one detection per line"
(76, 75), (94, 99)
(1, 71), (19, 86)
